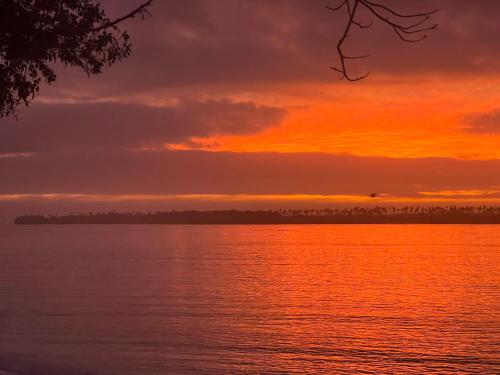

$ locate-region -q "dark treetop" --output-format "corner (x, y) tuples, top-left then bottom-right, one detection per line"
(0, 0), (152, 118)
(14, 206), (500, 224)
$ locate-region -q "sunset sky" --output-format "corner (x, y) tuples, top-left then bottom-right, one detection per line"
(1, 0), (500, 221)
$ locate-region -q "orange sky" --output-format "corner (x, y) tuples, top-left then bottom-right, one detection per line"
(169, 77), (500, 159)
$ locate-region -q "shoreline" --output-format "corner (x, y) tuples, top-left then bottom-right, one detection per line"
(13, 221), (500, 225)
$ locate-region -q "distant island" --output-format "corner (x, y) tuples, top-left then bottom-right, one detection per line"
(14, 206), (500, 224)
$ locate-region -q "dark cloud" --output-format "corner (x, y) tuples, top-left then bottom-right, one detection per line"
(463, 109), (500, 134)
(0, 100), (286, 153)
(50, 0), (500, 97)
(1, 150), (500, 196)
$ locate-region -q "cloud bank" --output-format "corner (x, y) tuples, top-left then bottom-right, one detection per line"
(0, 100), (286, 153)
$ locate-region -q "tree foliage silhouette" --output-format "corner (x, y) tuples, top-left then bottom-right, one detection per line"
(0, 0), (152, 118)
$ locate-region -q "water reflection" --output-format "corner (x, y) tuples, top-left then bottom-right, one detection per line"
(0, 225), (499, 374)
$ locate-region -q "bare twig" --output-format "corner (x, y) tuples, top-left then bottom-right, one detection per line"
(328, 0), (370, 81)
(92, 0), (153, 32)
(327, 0), (439, 81)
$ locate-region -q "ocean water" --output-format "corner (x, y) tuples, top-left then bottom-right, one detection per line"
(0, 224), (499, 374)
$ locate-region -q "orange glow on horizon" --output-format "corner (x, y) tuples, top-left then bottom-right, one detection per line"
(2, 193), (500, 205)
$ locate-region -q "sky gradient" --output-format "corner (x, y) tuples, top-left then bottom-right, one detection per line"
(1, 0), (500, 221)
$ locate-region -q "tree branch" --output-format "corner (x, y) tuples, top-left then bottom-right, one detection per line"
(328, 0), (370, 81)
(92, 0), (153, 32)
(327, 0), (438, 81)
(362, 0), (438, 19)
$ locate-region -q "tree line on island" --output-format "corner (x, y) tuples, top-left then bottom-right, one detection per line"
(14, 206), (500, 224)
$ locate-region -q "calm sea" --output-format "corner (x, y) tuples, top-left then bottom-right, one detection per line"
(0, 225), (499, 374)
